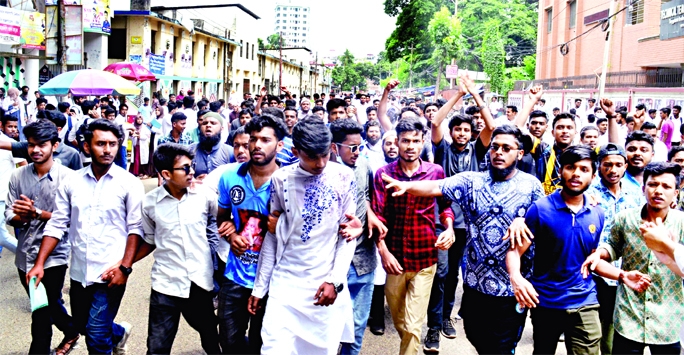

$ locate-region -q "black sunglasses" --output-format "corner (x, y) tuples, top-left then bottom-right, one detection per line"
(171, 162), (196, 175)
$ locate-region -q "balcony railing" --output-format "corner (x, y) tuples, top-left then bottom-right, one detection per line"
(513, 68), (683, 91)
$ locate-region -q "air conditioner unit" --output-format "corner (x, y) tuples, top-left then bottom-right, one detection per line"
(192, 19), (204, 30)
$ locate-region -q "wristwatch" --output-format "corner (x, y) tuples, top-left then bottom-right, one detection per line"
(119, 265), (133, 276)
(327, 282), (344, 294)
(33, 208), (43, 220)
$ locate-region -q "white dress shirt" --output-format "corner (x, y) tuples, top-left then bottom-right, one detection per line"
(43, 165), (144, 287)
(142, 185), (217, 298)
(0, 133), (15, 199)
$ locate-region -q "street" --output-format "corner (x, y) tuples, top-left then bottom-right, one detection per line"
(0, 178), (563, 355)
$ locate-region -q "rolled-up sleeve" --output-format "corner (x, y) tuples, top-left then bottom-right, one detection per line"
(42, 179), (71, 240)
(125, 181), (145, 238)
(5, 173), (18, 224)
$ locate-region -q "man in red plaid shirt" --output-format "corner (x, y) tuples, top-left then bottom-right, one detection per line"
(372, 117), (455, 355)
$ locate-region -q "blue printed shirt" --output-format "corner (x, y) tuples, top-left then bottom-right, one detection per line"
(439, 170), (544, 297)
(217, 162), (271, 289)
(525, 191), (604, 309)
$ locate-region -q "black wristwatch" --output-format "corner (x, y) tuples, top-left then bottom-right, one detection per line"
(327, 282), (344, 294)
(119, 265), (133, 276)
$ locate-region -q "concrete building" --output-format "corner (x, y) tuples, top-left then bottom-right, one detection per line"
(274, 1), (311, 47)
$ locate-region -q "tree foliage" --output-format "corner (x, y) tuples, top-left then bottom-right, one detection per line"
(481, 22), (506, 95)
(265, 33), (282, 49)
(428, 7), (465, 92)
(331, 50), (395, 91)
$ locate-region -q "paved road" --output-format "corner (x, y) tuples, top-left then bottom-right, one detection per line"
(0, 178), (568, 355)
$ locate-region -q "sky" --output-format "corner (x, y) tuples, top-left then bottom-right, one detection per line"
(253, 0), (397, 59)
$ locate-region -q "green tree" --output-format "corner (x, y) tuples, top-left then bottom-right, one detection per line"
(428, 7), (464, 93)
(266, 33), (282, 49)
(331, 50), (364, 91)
(480, 22), (506, 95)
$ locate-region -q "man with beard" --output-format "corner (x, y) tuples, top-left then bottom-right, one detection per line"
(382, 130), (399, 164)
(362, 120), (384, 173)
(587, 144), (645, 354)
(508, 146), (651, 354)
(597, 118), (609, 146)
(192, 112), (234, 178)
(214, 114), (286, 354)
(619, 130), (655, 190)
(28, 119), (144, 354)
(372, 117), (455, 355)
(298, 98), (311, 119)
(583, 162), (684, 354)
(7, 121), (80, 355)
(381, 124), (544, 354)
(423, 74), (495, 352)
(580, 126), (600, 150)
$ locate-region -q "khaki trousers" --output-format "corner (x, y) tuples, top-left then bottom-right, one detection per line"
(385, 264), (437, 355)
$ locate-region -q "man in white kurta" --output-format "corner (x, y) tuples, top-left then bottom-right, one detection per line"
(252, 160), (357, 355)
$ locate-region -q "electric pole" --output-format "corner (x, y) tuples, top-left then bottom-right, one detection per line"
(598, 0), (618, 99)
(279, 32), (283, 95)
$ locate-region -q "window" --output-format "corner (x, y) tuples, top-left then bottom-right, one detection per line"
(546, 8), (553, 33)
(569, 1), (577, 28)
(276, 20), (280, 23)
(626, 0), (644, 25)
(276, 7), (280, 11)
(276, 13), (280, 17)
(108, 29), (126, 59)
(275, 26), (279, 30)
(304, 15), (307, 18)
(252, 44), (255, 60)
(304, 8), (307, 11)
(246, 42), (249, 59)
(303, 27), (306, 31)
(283, 20), (287, 23)
(304, 21), (307, 24)
(240, 40), (243, 57)
(302, 33), (306, 37)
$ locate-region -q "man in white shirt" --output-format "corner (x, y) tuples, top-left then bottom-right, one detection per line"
(641, 121), (668, 162)
(28, 119), (144, 355)
(132, 144), (221, 354)
(182, 96), (198, 142)
(0, 125), (17, 254)
(139, 97), (152, 123)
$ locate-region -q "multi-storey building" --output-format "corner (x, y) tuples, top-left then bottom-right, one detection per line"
(274, 1), (311, 47)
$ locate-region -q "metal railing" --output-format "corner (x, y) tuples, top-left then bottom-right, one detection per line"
(514, 68), (683, 91)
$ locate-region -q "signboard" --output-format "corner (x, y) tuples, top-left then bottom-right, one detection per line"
(65, 35), (83, 65)
(21, 12), (46, 50)
(129, 54), (142, 64)
(65, 6), (83, 36)
(661, 0), (684, 40)
(0, 7), (22, 45)
(446, 65), (459, 79)
(45, 6), (58, 64)
(130, 36), (142, 44)
(83, 0), (111, 34)
(148, 53), (165, 75)
(39, 65), (53, 86)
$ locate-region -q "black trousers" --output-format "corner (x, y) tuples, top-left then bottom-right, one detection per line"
(18, 265), (78, 355)
(217, 278), (266, 354)
(147, 283), (221, 355)
(612, 332), (681, 355)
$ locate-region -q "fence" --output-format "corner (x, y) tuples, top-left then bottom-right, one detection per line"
(514, 68), (683, 91)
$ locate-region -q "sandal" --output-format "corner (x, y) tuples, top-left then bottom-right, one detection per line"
(55, 334), (80, 355)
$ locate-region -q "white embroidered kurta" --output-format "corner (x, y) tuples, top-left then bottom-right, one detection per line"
(252, 163), (357, 355)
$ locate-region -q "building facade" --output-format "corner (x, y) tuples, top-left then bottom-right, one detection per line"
(274, 1), (311, 47)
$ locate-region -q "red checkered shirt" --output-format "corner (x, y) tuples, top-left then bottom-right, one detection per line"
(372, 160), (454, 272)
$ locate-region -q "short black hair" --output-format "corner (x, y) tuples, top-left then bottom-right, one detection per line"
(559, 145), (597, 173)
(625, 130), (655, 149)
(292, 118), (332, 156)
(167, 102), (176, 111)
(0, 108), (15, 124)
(36, 97), (48, 106)
(465, 106), (480, 116)
(661, 107), (671, 115)
(635, 103), (646, 110)
(326, 98), (347, 113)
(330, 118), (363, 144)
(552, 113), (576, 128)
(580, 125), (599, 139)
(283, 106), (298, 115)
(43, 110), (67, 129)
(23, 119), (59, 145)
(506, 105), (518, 113)
(57, 102), (71, 113)
(596, 117), (608, 126)
(643, 162), (681, 188)
(104, 108), (116, 117)
(231, 126), (247, 144)
(625, 116), (635, 125)
(641, 121), (657, 131)
(171, 112), (187, 124)
(365, 119), (381, 133)
(182, 96), (194, 109)
(529, 110), (548, 122)
(648, 109), (657, 115)
(83, 119), (123, 145)
(366, 106), (378, 115)
(153, 143), (195, 175)
(668, 145), (684, 161)
(312, 106), (326, 115)
(239, 109), (253, 117)
(119, 103), (128, 111)
(448, 114), (475, 131)
(395, 117), (426, 138)
(674, 105), (682, 111)
(81, 100), (96, 113)
(262, 107), (285, 120)
(575, 98), (582, 103)
(491, 124), (524, 150)
(245, 113), (289, 141)
(285, 99), (297, 107)
(209, 101), (221, 112)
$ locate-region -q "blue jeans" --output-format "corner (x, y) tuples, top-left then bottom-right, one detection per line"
(69, 280), (126, 354)
(427, 228), (466, 330)
(340, 264), (375, 355)
(0, 202), (18, 254)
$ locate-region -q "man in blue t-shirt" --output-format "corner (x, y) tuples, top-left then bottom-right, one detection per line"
(506, 146), (651, 354)
(216, 113), (287, 354)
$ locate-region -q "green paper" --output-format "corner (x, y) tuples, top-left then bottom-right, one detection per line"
(29, 276), (49, 312)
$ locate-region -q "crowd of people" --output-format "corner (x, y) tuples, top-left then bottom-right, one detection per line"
(0, 72), (683, 355)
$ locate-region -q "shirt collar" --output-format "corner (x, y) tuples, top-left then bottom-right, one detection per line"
(86, 164), (118, 180)
(237, 161), (250, 176)
(30, 162), (57, 181)
(549, 190), (590, 214)
(156, 184), (194, 203)
(389, 159), (428, 178)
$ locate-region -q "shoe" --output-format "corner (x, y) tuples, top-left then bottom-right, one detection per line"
(370, 325), (385, 336)
(441, 318), (457, 339)
(559, 333), (565, 342)
(54, 334), (80, 355)
(113, 321), (132, 355)
(423, 329), (440, 353)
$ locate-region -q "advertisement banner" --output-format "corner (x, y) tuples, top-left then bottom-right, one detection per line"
(82, 0), (111, 34)
(66, 35), (83, 65)
(21, 12), (46, 50)
(148, 54), (165, 75)
(65, 6), (83, 36)
(661, 0), (684, 40)
(0, 7), (22, 45)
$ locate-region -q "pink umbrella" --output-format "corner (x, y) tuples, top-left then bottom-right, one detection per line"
(103, 62), (157, 82)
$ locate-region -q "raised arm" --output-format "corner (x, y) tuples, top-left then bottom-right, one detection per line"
(514, 85), (544, 130)
(432, 81), (466, 145)
(255, 87), (267, 115)
(462, 73), (497, 147)
(378, 80), (400, 132)
(601, 99), (621, 144)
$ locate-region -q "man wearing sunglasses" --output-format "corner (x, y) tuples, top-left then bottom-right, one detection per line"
(330, 119), (387, 355)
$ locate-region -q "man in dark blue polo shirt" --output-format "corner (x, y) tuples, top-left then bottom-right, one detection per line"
(506, 145), (652, 354)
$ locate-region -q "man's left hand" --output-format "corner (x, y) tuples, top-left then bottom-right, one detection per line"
(313, 282), (338, 306)
(435, 228), (455, 250)
(339, 213), (363, 242)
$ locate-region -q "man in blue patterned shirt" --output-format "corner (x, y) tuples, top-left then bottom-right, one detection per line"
(586, 143), (645, 354)
(382, 125), (544, 354)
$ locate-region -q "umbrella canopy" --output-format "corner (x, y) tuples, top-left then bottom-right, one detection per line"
(39, 69), (141, 96)
(103, 62), (157, 82)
